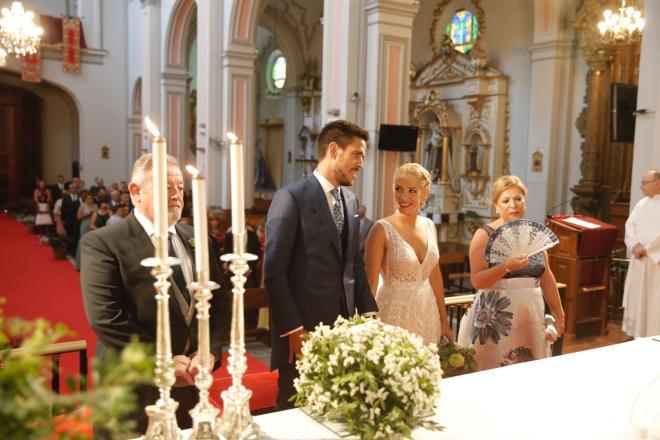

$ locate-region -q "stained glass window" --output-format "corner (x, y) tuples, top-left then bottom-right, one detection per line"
(271, 55), (287, 89)
(444, 9), (479, 54)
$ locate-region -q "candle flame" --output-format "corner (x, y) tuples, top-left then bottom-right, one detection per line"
(185, 164), (201, 176)
(144, 117), (160, 138)
(227, 132), (238, 143)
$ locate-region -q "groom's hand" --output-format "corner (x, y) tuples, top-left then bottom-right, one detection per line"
(288, 329), (308, 363)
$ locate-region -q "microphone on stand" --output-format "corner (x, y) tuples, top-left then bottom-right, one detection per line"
(546, 198), (574, 218)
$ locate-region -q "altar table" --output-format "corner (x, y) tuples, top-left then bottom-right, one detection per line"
(253, 337), (660, 439)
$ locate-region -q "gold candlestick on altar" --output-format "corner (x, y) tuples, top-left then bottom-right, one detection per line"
(186, 165), (221, 439)
(216, 133), (262, 439)
(142, 117), (181, 440)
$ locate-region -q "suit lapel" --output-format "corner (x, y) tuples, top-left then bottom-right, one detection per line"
(126, 214), (191, 327)
(306, 177), (342, 258)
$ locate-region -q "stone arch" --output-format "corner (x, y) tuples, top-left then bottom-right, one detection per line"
(132, 77), (142, 115)
(0, 69), (81, 196)
(166, 0), (197, 68)
(232, 0), (265, 45)
(258, 6), (305, 88)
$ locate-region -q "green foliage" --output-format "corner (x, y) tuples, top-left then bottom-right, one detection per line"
(438, 337), (477, 378)
(0, 299), (153, 439)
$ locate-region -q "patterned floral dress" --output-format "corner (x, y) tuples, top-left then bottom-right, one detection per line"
(375, 217), (442, 346)
(458, 225), (547, 370)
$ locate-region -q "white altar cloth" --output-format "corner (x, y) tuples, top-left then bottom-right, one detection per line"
(253, 337), (660, 439)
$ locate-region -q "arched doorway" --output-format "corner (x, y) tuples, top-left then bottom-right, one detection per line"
(0, 70), (80, 205)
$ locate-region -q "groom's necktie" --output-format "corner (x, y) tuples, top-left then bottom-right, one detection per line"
(330, 187), (344, 234)
(168, 233), (191, 305)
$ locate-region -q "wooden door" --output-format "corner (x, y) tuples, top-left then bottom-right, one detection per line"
(0, 84), (42, 205)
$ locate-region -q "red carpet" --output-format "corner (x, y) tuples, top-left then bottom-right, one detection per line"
(0, 213), (276, 410)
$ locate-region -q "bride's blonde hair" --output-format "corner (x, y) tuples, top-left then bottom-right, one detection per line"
(393, 163), (432, 191)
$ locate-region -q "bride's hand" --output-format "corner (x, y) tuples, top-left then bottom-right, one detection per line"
(441, 323), (454, 342)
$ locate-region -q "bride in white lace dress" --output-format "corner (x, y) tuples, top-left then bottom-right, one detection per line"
(364, 163), (452, 345)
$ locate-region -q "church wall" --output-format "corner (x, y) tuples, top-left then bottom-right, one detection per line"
(2, 1), (129, 186)
(411, 0), (534, 185)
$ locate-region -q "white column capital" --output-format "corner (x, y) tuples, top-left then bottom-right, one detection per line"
(364, 0), (419, 18)
(528, 40), (576, 62)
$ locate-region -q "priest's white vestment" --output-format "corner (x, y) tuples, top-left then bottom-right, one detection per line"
(622, 195), (660, 338)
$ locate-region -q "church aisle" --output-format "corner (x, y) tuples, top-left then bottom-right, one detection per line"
(0, 213), (96, 385)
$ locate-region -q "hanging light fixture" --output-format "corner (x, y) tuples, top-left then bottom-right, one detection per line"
(0, 1), (44, 57)
(597, 0), (645, 44)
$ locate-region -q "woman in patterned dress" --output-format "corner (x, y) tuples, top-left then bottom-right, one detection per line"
(365, 163), (452, 345)
(457, 175), (565, 370)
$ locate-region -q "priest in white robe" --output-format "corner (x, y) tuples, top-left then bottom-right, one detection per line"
(622, 169), (660, 338)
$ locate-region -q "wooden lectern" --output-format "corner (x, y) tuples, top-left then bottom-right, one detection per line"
(547, 215), (618, 343)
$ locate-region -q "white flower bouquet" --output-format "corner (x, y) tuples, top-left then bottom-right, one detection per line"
(293, 315), (443, 439)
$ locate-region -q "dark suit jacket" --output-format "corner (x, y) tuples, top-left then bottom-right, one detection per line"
(264, 176), (378, 369)
(61, 194), (80, 234)
(80, 212), (229, 430)
(359, 217), (374, 257)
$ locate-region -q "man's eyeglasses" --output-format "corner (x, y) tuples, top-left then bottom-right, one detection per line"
(641, 179), (657, 185)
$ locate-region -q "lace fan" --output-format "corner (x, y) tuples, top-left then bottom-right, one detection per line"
(484, 219), (559, 265)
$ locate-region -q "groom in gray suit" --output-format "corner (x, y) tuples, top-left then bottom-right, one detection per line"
(265, 120), (379, 409)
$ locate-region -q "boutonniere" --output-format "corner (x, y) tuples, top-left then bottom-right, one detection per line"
(188, 238), (195, 248)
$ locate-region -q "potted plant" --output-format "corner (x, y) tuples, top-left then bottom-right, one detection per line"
(47, 235), (69, 260)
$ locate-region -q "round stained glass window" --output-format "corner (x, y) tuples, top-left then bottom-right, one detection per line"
(444, 9), (479, 54)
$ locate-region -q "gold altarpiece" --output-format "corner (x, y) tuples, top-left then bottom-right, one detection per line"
(572, 0), (640, 218)
(410, 40), (509, 243)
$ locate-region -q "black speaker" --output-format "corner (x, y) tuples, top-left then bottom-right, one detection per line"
(377, 124), (419, 152)
(610, 82), (637, 143)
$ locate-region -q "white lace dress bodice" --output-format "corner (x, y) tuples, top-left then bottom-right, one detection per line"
(375, 217), (442, 345)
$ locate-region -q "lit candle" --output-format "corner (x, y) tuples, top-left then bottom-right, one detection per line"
(227, 132), (246, 255)
(145, 117), (168, 260)
(186, 165), (210, 284)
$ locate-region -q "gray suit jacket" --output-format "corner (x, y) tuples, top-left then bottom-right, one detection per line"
(264, 176), (378, 369)
(359, 217), (374, 256)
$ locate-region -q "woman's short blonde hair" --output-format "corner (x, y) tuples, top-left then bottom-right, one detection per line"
(393, 163), (432, 191)
(491, 175), (528, 204)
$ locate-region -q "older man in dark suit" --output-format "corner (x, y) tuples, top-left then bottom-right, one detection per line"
(80, 154), (228, 433)
(265, 120), (378, 410)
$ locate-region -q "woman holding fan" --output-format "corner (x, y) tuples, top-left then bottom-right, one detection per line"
(457, 175), (565, 370)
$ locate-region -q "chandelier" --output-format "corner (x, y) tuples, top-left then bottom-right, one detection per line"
(597, 0), (645, 44)
(0, 1), (44, 57)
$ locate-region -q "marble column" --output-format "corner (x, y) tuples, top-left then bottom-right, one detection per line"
(630, 0), (660, 207)
(140, 0), (162, 150)
(218, 0), (258, 210)
(362, 0), (419, 218)
(525, 0), (576, 220)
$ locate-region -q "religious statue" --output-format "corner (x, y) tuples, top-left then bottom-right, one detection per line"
(423, 122), (443, 182)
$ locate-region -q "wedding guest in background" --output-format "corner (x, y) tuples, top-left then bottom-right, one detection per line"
(61, 181), (81, 255)
(53, 189), (68, 236)
(106, 203), (128, 226)
(265, 120), (378, 410)
(90, 198), (111, 230)
(224, 221), (261, 329)
(50, 174), (66, 203)
(109, 189), (122, 209)
(34, 179), (53, 242)
(75, 193), (97, 270)
(457, 175), (564, 370)
(365, 163), (452, 345)
(208, 211), (226, 252)
(120, 191), (134, 211)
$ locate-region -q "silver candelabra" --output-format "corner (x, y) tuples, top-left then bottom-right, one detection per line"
(188, 278), (221, 439)
(142, 252), (182, 440)
(216, 244), (262, 439)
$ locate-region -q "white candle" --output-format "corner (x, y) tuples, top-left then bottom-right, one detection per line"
(227, 132), (246, 255)
(145, 117), (168, 260)
(186, 165), (210, 284)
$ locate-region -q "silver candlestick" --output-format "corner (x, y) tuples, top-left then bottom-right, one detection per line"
(188, 279), (221, 439)
(216, 250), (262, 439)
(141, 255), (182, 440)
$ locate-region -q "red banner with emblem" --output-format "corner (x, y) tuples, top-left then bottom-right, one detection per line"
(21, 50), (42, 83)
(62, 17), (81, 74)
